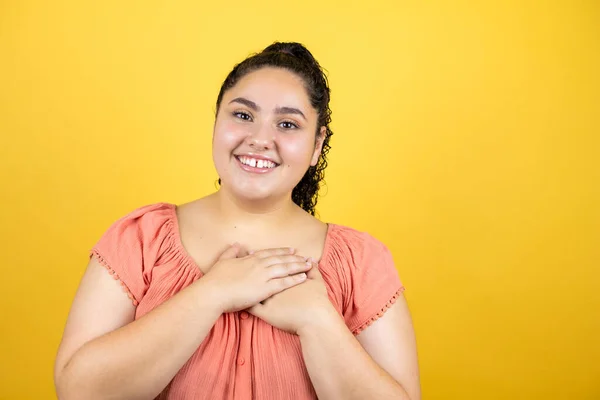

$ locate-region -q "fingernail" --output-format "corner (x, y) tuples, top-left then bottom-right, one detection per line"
(249, 250), (254, 255)
(297, 273), (307, 280)
(289, 247), (295, 254)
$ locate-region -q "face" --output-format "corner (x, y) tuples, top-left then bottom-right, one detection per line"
(213, 67), (325, 203)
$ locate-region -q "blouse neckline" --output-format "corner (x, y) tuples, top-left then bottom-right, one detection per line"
(166, 203), (335, 278)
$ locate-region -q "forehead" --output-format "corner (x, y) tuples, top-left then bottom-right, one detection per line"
(225, 67), (314, 112)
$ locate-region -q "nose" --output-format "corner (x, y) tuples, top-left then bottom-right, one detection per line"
(247, 123), (275, 151)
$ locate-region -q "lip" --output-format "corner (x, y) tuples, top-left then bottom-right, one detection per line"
(234, 153), (280, 165)
(234, 154), (279, 174)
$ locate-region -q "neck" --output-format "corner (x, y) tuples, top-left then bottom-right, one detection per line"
(211, 187), (300, 231)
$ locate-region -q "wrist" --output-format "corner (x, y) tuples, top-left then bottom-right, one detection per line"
(298, 304), (343, 338)
(192, 277), (227, 315)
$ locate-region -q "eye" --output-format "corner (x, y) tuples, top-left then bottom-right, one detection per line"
(279, 120), (299, 130)
(233, 111), (253, 121)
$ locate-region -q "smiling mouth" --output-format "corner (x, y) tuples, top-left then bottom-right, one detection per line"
(235, 155), (279, 172)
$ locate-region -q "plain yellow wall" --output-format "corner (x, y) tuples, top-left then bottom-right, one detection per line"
(1, 0), (598, 399)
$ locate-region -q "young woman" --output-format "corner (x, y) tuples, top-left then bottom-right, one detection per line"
(54, 42), (420, 400)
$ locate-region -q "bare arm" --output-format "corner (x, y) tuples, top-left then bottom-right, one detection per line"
(54, 257), (223, 400)
(298, 296), (420, 400)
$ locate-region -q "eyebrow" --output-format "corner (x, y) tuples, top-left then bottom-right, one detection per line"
(229, 97), (307, 121)
(275, 106), (306, 121)
(229, 97), (259, 111)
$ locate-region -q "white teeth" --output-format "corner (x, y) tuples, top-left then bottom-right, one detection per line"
(238, 156), (276, 169)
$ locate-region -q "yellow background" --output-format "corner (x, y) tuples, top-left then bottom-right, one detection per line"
(1, 1), (598, 399)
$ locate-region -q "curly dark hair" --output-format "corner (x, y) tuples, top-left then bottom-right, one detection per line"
(215, 42), (333, 216)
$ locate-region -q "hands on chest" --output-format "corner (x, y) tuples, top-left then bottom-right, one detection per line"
(200, 243), (335, 335)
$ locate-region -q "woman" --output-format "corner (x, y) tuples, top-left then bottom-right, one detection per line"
(54, 42), (421, 400)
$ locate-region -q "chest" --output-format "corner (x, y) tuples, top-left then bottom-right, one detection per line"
(181, 224), (329, 275)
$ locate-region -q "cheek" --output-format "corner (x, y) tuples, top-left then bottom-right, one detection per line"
(213, 120), (247, 150)
(278, 136), (315, 163)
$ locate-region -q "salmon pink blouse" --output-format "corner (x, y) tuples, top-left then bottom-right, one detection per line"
(90, 203), (404, 400)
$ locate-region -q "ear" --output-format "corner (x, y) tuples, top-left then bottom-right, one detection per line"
(310, 126), (327, 167)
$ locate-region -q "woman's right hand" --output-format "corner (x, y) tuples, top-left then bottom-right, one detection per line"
(201, 244), (313, 313)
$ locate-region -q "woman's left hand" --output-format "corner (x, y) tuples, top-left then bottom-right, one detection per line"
(247, 259), (337, 335)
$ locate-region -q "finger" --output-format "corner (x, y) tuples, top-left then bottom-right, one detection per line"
(236, 247), (250, 258)
(218, 243), (241, 260)
(267, 261), (313, 279)
(260, 254), (308, 267)
(248, 303), (265, 319)
(306, 260), (321, 279)
(251, 247), (296, 259)
(306, 257), (323, 279)
(268, 273), (307, 296)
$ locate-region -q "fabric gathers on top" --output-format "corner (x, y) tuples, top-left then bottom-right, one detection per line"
(90, 202), (405, 400)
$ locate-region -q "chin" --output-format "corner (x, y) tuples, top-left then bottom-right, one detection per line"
(223, 180), (279, 202)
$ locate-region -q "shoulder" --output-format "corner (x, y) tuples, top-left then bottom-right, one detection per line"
(90, 202), (180, 304)
(110, 202), (176, 225)
(322, 223), (403, 333)
(103, 202), (178, 235)
(94, 202), (178, 252)
(324, 223), (391, 264)
(321, 223), (397, 285)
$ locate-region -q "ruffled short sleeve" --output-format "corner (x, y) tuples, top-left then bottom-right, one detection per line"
(89, 203), (175, 306)
(341, 231), (405, 335)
